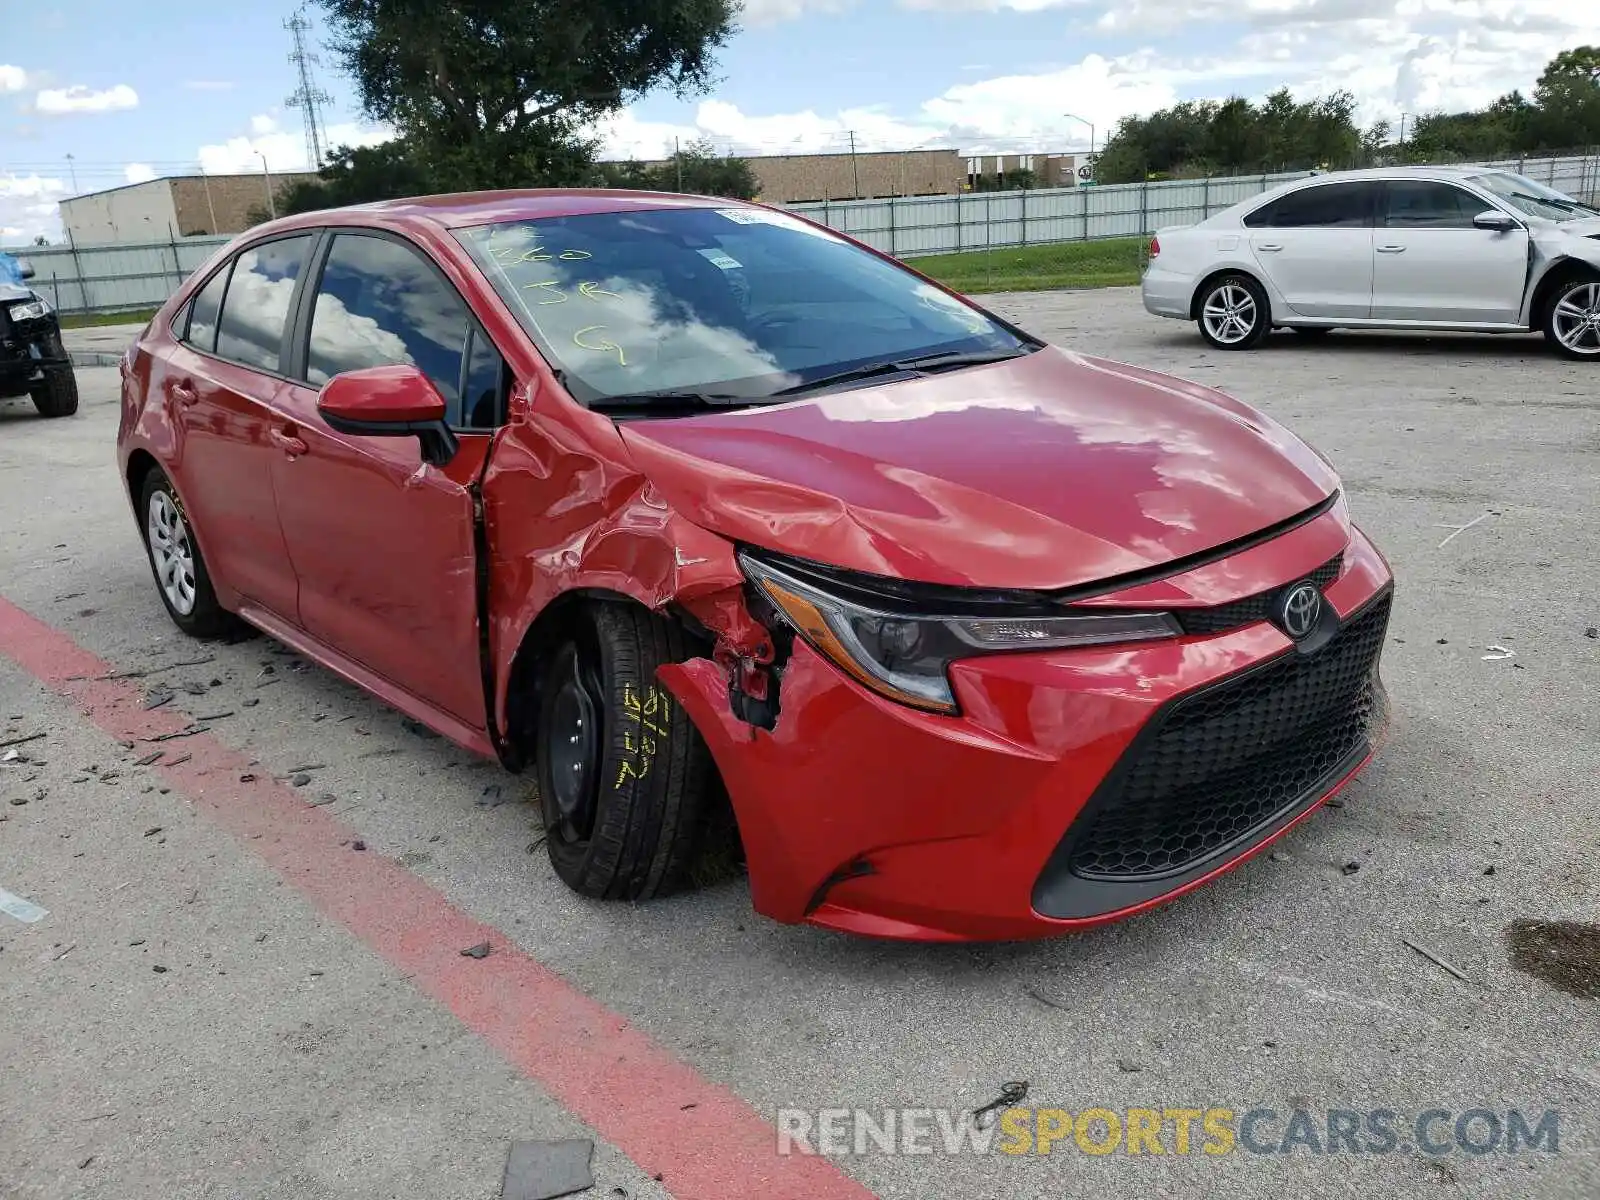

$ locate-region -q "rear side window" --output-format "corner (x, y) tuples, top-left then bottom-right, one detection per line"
(215, 235), (313, 372)
(183, 265), (231, 354)
(1244, 183), (1377, 229)
(1382, 181), (1483, 228)
(306, 232), (500, 429)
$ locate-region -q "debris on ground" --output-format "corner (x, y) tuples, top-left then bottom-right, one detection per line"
(1402, 937), (1477, 986)
(1115, 1059), (1143, 1073)
(1341, 861), (1361, 875)
(1022, 984), (1066, 1010)
(142, 827), (163, 838)
(291, 774), (312, 787)
(402, 718), (439, 740)
(1436, 510), (1492, 550)
(1506, 919), (1600, 1000)
(461, 941), (492, 959)
(350, 840), (366, 852)
(1270, 850), (1292, 862)
(0, 731), (45, 751)
(971, 1080), (1028, 1128)
(143, 692), (174, 710)
(500, 1138), (594, 1200)
(196, 711), (235, 721)
(1481, 645), (1516, 662)
(143, 725), (209, 743)
(133, 752), (163, 767)
(1585, 627), (1598, 640)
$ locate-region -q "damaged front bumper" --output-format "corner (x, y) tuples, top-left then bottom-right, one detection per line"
(660, 524), (1393, 942)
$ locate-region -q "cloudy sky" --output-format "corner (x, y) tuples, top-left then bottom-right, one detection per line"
(1, 0), (1596, 244)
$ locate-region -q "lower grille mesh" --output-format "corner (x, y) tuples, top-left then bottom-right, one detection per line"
(1067, 592), (1390, 880)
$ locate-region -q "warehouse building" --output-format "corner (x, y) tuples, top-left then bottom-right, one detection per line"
(58, 172), (319, 244)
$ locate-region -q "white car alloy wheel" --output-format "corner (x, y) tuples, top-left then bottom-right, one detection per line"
(1550, 280), (1600, 357)
(1201, 283), (1260, 346)
(147, 490), (198, 616)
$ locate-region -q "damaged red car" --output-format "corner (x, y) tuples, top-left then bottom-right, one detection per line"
(116, 191), (1392, 941)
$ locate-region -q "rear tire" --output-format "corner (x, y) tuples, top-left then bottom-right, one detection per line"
(138, 467), (232, 638)
(30, 366), (78, 418)
(1542, 273), (1600, 361)
(536, 602), (716, 901)
(1195, 273), (1270, 351)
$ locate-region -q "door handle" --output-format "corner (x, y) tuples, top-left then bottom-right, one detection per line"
(1255, 242), (1284, 252)
(1376, 245), (1407, 253)
(269, 428), (308, 457)
(170, 380), (197, 405)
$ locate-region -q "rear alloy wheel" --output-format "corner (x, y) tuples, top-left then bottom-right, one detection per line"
(536, 603), (716, 901)
(1544, 276), (1600, 360)
(1196, 274), (1270, 351)
(139, 468), (232, 637)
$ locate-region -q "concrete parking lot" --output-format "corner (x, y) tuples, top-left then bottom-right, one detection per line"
(4, 287), (1599, 1200)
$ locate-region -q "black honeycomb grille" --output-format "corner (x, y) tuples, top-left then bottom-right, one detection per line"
(1067, 591), (1390, 881)
(1173, 555), (1343, 636)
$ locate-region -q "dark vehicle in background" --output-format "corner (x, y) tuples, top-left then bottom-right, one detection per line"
(0, 258), (78, 419)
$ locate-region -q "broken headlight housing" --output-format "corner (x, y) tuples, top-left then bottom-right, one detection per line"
(739, 550), (1181, 715)
(8, 298), (50, 322)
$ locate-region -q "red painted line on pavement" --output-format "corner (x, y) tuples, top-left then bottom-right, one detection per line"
(0, 595), (875, 1200)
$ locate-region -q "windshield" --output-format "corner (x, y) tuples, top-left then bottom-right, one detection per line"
(455, 207), (1030, 408)
(1466, 172), (1600, 223)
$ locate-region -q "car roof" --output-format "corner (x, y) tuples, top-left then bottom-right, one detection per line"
(252, 189), (749, 237)
(1268, 164), (1503, 189)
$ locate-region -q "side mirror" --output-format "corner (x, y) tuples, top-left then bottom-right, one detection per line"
(1473, 210), (1518, 233)
(17, 259), (35, 280)
(317, 363), (459, 467)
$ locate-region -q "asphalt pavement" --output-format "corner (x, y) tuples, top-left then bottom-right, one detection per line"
(3, 290), (1598, 1199)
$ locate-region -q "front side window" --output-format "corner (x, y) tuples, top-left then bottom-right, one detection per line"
(455, 207), (1030, 409)
(184, 263), (232, 354)
(215, 236), (313, 372)
(1466, 171), (1598, 223)
(1244, 183), (1377, 229)
(306, 233), (494, 427)
(1383, 181), (1484, 228)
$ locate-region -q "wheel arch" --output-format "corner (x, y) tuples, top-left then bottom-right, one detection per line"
(125, 447), (162, 506)
(1189, 265), (1273, 322)
(1528, 256), (1600, 329)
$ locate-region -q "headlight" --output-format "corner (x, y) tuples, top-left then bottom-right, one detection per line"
(739, 552), (1181, 715)
(8, 299), (49, 322)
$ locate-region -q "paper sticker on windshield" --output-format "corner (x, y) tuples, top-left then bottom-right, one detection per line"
(697, 249), (742, 271)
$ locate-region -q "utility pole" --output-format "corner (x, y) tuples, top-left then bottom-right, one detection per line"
(1397, 112), (1412, 160)
(258, 151), (277, 219)
(65, 153), (79, 195)
(285, 6), (333, 169)
(848, 130), (861, 198)
(1063, 112), (1095, 176)
(675, 137), (683, 192)
(199, 166), (219, 234)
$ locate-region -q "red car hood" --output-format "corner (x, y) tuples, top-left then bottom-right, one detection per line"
(618, 345), (1339, 590)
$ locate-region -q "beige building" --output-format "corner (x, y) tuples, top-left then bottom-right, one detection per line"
(967, 153), (1091, 189)
(60, 172), (319, 244)
(638, 149), (969, 204)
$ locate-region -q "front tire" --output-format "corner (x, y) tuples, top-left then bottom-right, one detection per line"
(1543, 274), (1600, 360)
(30, 366), (79, 418)
(1196, 274), (1270, 350)
(536, 602), (716, 901)
(138, 468), (231, 638)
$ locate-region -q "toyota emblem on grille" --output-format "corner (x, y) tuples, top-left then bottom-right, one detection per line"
(1276, 582), (1323, 639)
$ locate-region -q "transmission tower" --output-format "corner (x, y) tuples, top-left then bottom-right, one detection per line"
(285, 8), (333, 169)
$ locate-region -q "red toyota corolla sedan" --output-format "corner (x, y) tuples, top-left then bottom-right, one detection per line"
(116, 190), (1392, 941)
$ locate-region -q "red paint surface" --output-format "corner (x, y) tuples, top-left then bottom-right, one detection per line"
(0, 595), (877, 1200)
(317, 363), (448, 424)
(115, 189), (1392, 944)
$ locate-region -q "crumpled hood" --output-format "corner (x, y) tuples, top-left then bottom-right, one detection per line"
(618, 345), (1340, 590)
(0, 283), (36, 304)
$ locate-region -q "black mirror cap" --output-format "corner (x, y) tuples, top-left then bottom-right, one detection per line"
(318, 411), (460, 468)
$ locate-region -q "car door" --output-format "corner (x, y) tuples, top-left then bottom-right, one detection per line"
(1243, 182), (1379, 318)
(160, 236), (313, 623)
(1370, 180), (1529, 324)
(267, 229), (508, 725)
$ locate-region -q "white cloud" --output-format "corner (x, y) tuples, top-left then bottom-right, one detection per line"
(125, 163), (157, 184)
(197, 113), (393, 175)
(35, 83), (139, 115)
(0, 65), (26, 93)
(738, 0), (853, 24)
(0, 174), (68, 246)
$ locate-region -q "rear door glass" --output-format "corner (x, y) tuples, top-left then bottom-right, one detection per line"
(215, 236), (313, 372)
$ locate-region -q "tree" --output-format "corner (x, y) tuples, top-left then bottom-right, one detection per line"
(590, 138), (758, 199)
(1526, 46), (1600, 149)
(317, 0), (736, 189)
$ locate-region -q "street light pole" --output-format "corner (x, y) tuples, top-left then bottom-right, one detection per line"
(257, 151), (277, 220)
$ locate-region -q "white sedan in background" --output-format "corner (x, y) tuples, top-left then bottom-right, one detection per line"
(1141, 166), (1600, 359)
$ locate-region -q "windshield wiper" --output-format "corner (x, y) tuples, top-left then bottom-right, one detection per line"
(585, 389), (779, 416)
(770, 347), (1035, 398)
